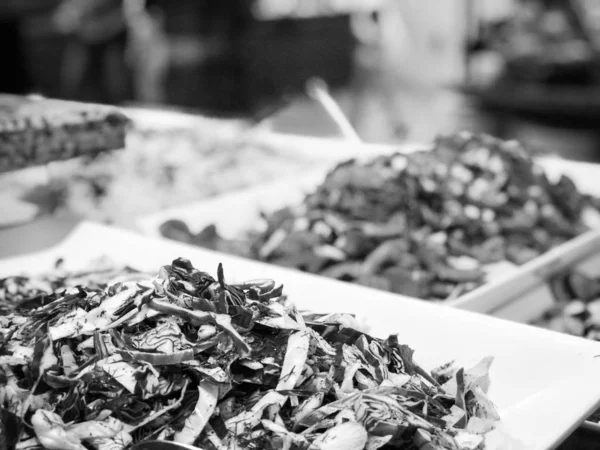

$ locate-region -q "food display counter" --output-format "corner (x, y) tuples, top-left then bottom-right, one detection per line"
(5, 103), (600, 449)
(1, 106), (381, 230)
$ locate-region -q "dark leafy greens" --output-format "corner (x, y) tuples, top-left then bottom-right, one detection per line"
(0, 258), (498, 449)
(161, 132), (600, 301)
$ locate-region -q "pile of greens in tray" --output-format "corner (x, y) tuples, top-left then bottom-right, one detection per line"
(0, 258), (498, 449)
(162, 132), (600, 301)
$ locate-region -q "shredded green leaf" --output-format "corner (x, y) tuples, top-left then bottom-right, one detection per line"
(0, 258), (499, 449)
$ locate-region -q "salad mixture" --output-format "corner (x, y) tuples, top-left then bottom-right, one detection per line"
(161, 132), (600, 301)
(0, 258), (499, 449)
(0, 125), (318, 228)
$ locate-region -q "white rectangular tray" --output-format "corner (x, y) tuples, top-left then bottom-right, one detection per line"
(134, 138), (419, 240)
(135, 153), (600, 290)
(126, 106), (414, 165)
(448, 227), (600, 432)
(3, 221), (600, 449)
(448, 229), (600, 322)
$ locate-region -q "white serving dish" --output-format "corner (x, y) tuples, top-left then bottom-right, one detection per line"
(125, 106), (414, 167)
(134, 139), (422, 239)
(448, 229), (600, 433)
(448, 229), (600, 322)
(2, 221), (600, 449)
(135, 149), (600, 288)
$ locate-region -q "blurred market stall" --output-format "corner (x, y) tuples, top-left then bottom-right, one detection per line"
(464, 0), (600, 161)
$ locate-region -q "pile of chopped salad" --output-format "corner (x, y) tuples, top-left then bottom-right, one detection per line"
(163, 132), (600, 301)
(0, 258), (499, 449)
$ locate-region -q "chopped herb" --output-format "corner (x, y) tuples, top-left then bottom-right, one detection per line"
(0, 258), (499, 449)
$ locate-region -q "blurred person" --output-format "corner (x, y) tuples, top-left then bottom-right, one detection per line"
(53, 0), (132, 103)
(348, 2), (410, 142)
(350, 0), (474, 143)
(124, 0), (169, 104)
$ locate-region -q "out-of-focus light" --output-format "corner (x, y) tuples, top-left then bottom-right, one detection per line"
(252, 0), (386, 20)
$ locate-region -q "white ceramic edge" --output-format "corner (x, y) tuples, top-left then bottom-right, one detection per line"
(135, 168), (328, 238)
(245, 131), (426, 162)
(126, 105), (426, 165)
(134, 140), (425, 238)
(448, 229), (600, 312)
(123, 106), (246, 131)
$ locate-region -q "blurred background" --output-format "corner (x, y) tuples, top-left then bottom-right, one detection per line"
(4, 0), (600, 161)
(4, 3), (600, 448)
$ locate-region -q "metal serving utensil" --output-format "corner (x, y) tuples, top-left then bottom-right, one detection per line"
(305, 77), (362, 143)
(305, 77), (408, 159)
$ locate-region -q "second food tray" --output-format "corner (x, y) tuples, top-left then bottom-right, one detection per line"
(137, 133), (600, 306)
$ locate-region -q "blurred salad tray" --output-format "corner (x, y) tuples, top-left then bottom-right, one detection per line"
(2, 221), (600, 449)
(0, 106), (403, 229)
(136, 132), (600, 303)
